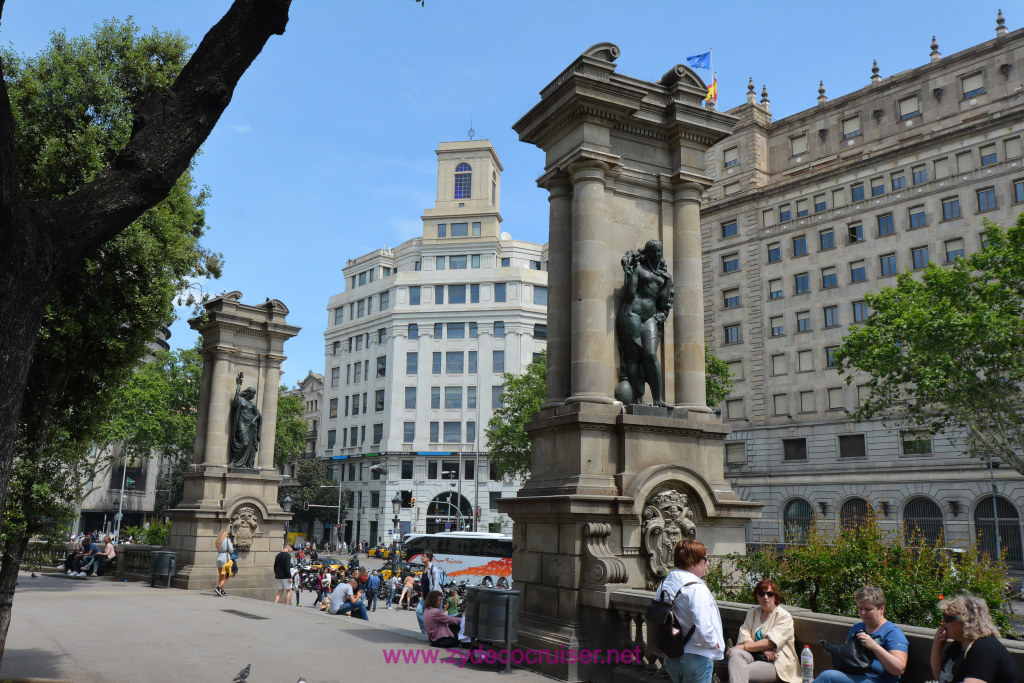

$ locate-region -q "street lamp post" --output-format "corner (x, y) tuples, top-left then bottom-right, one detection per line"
(282, 495), (293, 545)
(391, 492), (402, 562)
(987, 457), (1002, 562)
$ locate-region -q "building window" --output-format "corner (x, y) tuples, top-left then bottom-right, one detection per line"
(821, 267), (837, 289)
(444, 386), (462, 409)
(945, 238), (965, 263)
(797, 310), (811, 332)
(962, 73), (985, 99)
(891, 172), (906, 191)
(825, 346), (839, 368)
(898, 95), (920, 120)
(405, 324), (419, 342)
(327, 429), (336, 449)
(454, 162), (472, 199)
(767, 242), (781, 263)
(768, 280), (782, 300)
(980, 144), (998, 168)
(446, 351), (464, 374)
(721, 220), (738, 238)
(437, 224), (447, 238)
(942, 196), (961, 220)
(376, 356), (387, 378)
(841, 498), (872, 528)
(842, 116), (861, 139)
(725, 399), (744, 419)
(824, 305), (839, 328)
(848, 223), (864, 243)
(430, 386), (440, 409)
(329, 398), (338, 419)
(973, 497), (1024, 570)
(839, 434), (866, 458)
(871, 177), (885, 197)
(909, 206), (926, 229)
(533, 286), (548, 306)
(434, 285), (445, 306)
(406, 352), (418, 374)
(901, 431), (933, 455)
(430, 422), (439, 442)
(432, 351), (442, 374)
(798, 349), (813, 372)
(725, 288), (742, 307)
(725, 442), (746, 466)
(493, 321), (505, 338)
(491, 385), (504, 409)
(1014, 179), (1024, 203)
(819, 228), (835, 251)
(912, 246), (930, 270)
(533, 324), (547, 339)
(473, 221), (482, 236)
(771, 353), (787, 375)
(791, 134), (807, 156)
(783, 438), (807, 461)
(903, 497), (945, 546)
(934, 157), (950, 180)
(794, 273), (809, 294)
(501, 257), (510, 267)
(770, 316), (785, 337)
(722, 181), (740, 197)
(353, 363), (363, 384)
(784, 499), (813, 543)
(851, 183), (865, 202)
(724, 324), (742, 344)
(409, 286), (421, 306)
(722, 253), (740, 273)
(723, 147), (739, 167)
(727, 360), (743, 381)
(832, 188), (846, 208)
(828, 387), (844, 410)
(334, 307), (344, 325)
(494, 283), (507, 302)
(793, 235), (807, 257)
(451, 223), (469, 238)
(779, 204), (792, 222)
(493, 350), (505, 373)
(880, 253), (897, 276)
(912, 165), (927, 185)
(814, 194), (827, 213)
(796, 199), (809, 218)
(877, 213), (894, 236)
(1006, 137), (1023, 159)
(467, 385), (477, 409)
(448, 322), (465, 339)
(850, 260), (867, 283)
(356, 300), (365, 318)
(762, 209), (776, 227)
(468, 351), (477, 373)
(372, 423), (383, 445)
(800, 390), (815, 413)
(331, 367), (340, 388)
(977, 187), (997, 212)
(403, 422), (414, 443)
(852, 300), (869, 322)
(773, 393), (788, 416)
(433, 322), (443, 339)
(405, 387), (416, 410)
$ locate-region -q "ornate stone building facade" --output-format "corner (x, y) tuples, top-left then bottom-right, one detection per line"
(318, 140), (543, 546)
(701, 14), (1024, 569)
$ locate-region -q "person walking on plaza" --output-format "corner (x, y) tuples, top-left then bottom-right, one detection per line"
(214, 529), (234, 596)
(656, 539), (724, 683)
(417, 551), (443, 635)
(273, 543), (293, 605)
(387, 573), (400, 609)
(366, 570), (381, 612)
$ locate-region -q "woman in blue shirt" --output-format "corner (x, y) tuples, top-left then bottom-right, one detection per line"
(814, 586), (908, 683)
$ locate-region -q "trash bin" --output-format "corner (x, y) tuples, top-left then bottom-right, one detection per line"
(149, 551), (176, 588)
(464, 586), (520, 672)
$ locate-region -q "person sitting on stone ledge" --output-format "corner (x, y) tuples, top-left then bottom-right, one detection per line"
(813, 585), (908, 683)
(91, 535), (116, 576)
(423, 590), (467, 648)
(726, 578), (800, 683)
(68, 537), (99, 577)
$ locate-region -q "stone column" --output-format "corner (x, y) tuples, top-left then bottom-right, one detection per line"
(568, 160), (615, 404)
(671, 181), (710, 410)
(203, 349), (234, 466)
(542, 174), (572, 407)
(258, 358), (283, 469)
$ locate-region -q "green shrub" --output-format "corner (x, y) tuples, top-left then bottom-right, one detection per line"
(121, 518), (172, 546)
(705, 513), (1017, 637)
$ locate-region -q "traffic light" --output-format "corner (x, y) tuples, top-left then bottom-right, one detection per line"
(303, 501), (309, 511)
(401, 490), (413, 508)
(410, 497), (415, 506)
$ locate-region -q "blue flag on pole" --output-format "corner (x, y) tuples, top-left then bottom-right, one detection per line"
(687, 52), (711, 70)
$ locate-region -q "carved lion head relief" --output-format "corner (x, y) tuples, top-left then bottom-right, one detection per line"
(229, 505), (261, 551)
(641, 489), (697, 579)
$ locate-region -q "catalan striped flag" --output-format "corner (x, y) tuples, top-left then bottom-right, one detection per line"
(704, 76), (718, 104)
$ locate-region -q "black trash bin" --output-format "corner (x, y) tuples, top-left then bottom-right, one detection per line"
(464, 586), (520, 672)
(149, 551), (176, 588)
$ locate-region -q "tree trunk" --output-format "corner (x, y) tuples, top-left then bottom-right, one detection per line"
(0, 533), (30, 664)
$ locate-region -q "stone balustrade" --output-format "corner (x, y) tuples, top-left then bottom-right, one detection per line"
(608, 589), (1024, 683)
(112, 544), (162, 581)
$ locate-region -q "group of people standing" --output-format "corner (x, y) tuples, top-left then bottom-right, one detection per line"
(655, 539), (1016, 683)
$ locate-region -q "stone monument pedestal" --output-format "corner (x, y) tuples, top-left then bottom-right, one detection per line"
(164, 292), (300, 599)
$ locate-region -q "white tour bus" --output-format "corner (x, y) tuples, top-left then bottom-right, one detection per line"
(402, 531), (513, 588)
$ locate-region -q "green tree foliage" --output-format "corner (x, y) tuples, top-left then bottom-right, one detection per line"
(275, 390), (307, 470)
(835, 217), (1024, 474)
(121, 519), (172, 546)
(704, 513), (1015, 636)
(280, 460), (348, 536)
(486, 350), (735, 479)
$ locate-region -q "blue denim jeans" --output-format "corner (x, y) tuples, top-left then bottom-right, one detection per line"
(813, 671), (871, 683)
(366, 587), (377, 611)
(335, 599), (369, 620)
(664, 653), (714, 683)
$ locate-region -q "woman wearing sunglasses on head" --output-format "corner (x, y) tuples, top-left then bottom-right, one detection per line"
(931, 594), (1016, 683)
(726, 579), (800, 683)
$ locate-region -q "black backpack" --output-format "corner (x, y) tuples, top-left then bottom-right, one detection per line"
(644, 576), (699, 660)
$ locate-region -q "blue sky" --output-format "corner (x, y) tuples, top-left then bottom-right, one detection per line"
(0, 1), (1011, 387)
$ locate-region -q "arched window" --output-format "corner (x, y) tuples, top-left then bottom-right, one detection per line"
(426, 491), (474, 534)
(454, 163), (472, 199)
(783, 499), (813, 543)
(974, 495), (1024, 571)
(840, 498), (872, 529)
(903, 497), (944, 545)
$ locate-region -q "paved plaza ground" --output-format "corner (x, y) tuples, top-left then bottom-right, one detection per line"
(0, 556), (549, 683)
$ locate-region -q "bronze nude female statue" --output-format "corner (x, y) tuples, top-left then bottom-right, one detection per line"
(616, 239), (673, 407)
(229, 372), (262, 468)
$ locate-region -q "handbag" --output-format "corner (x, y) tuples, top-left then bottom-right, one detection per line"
(644, 576), (699, 660)
(820, 633), (874, 674)
(229, 547), (239, 576)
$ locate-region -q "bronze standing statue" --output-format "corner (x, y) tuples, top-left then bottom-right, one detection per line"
(229, 372), (262, 468)
(616, 240), (673, 407)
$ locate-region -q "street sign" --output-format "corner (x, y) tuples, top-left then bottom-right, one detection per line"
(445, 522), (451, 530)
(125, 478), (135, 486)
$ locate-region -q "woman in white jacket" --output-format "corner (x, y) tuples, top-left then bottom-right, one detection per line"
(656, 539), (724, 683)
(726, 579), (800, 683)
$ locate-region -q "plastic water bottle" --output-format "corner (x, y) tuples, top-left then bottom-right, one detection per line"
(801, 645), (814, 683)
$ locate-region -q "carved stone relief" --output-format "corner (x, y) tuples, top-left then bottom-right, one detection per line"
(641, 489), (697, 578)
(581, 522), (628, 585)
(229, 505), (261, 551)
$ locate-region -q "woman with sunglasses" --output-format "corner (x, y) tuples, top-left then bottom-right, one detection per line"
(656, 539), (724, 683)
(931, 594), (1016, 683)
(726, 579), (800, 683)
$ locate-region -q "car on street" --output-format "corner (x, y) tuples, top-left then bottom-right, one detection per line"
(381, 560), (424, 582)
(309, 554), (348, 573)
